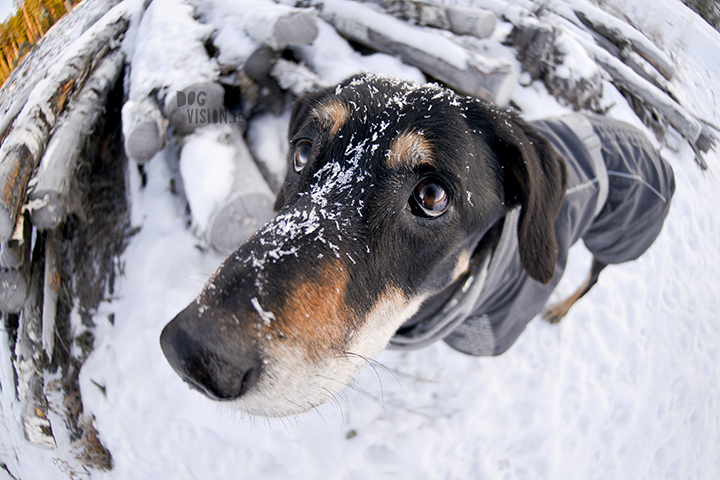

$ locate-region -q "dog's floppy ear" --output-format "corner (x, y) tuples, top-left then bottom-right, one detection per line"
(288, 87), (331, 140)
(468, 103), (567, 284)
(498, 111), (567, 285)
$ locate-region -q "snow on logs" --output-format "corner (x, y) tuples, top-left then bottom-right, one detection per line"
(0, 6), (129, 242)
(316, 0), (517, 105)
(384, 0), (497, 39)
(122, 0), (320, 252)
(122, 0), (220, 164)
(471, 0), (703, 149)
(556, 0), (675, 81)
(180, 125), (275, 254)
(123, 0), (320, 164)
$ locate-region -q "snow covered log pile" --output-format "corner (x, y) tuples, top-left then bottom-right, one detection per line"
(468, 0), (715, 165)
(0, 0), (717, 474)
(0, 0), (130, 460)
(315, 0), (517, 104)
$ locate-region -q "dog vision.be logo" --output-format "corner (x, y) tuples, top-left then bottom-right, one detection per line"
(177, 89), (241, 125)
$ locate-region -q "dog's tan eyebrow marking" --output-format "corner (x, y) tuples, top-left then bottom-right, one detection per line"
(386, 130), (434, 169)
(313, 100), (349, 136)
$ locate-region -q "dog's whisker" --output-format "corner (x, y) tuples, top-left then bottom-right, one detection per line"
(341, 351), (408, 390)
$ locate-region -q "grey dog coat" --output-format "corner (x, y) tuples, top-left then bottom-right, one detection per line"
(390, 115), (676, 355)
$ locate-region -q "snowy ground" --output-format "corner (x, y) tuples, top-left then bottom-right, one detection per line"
(2, 0), (720, 479)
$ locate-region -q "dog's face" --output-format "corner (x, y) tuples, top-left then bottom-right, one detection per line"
(161, 74), (566, 417)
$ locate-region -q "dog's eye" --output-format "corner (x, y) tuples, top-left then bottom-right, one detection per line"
(293, 140), (312, 172)
(411, 178), (449, 218)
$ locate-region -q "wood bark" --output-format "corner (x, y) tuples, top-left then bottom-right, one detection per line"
(29, 49), (125, 230)
(0, 12), (129, 241)
(15, 235), (56, 448)
(42, 230), (61, 360)
(0, 215), (31, 314)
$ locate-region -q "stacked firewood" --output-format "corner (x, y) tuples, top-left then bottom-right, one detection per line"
(121, 0), (516, 255)
(0, 0), (128, 455)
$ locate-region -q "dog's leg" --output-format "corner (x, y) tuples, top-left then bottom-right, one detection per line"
(543, 258), (607, 324)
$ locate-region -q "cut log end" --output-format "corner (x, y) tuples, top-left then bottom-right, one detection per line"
(28, 191), (64, 231)
(446, 7), (496, 39)
(124, 120), (165, 164)
(122, 99), (168, 164)
(245, 8), (319, 51)
(271, 11), (320, 49)
(208, 192), (275, 254)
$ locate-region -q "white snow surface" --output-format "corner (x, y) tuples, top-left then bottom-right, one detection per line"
(1, 0), (720, 479)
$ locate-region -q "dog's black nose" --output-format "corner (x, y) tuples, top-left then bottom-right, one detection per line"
(160, 309), (261, 400)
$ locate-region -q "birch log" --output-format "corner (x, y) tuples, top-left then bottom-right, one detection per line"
(42, 231), (61, 361)
(0, 10), (129, 241)
(0, 0), (124, 141)
(123, 0), (222, 162)
(385, 1), (497, 39)
(16, 238), (56, 448)
(242, 2), (319, 50)
(0, 215), (31, 314)
(121, 98), (168, 164)
(317, 0), (516, 105)
(179, 124), (275, 254)
(29, 50), (125, 230)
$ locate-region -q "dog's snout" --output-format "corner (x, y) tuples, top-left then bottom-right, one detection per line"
(160, 309), (261, 400)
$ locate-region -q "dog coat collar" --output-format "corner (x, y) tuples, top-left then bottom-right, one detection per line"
(387, 209), (518, 351)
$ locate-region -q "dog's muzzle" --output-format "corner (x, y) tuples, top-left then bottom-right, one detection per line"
(160, 305), (261, 401)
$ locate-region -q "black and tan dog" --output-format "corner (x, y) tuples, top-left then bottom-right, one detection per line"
(161, 74), (675, 417)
